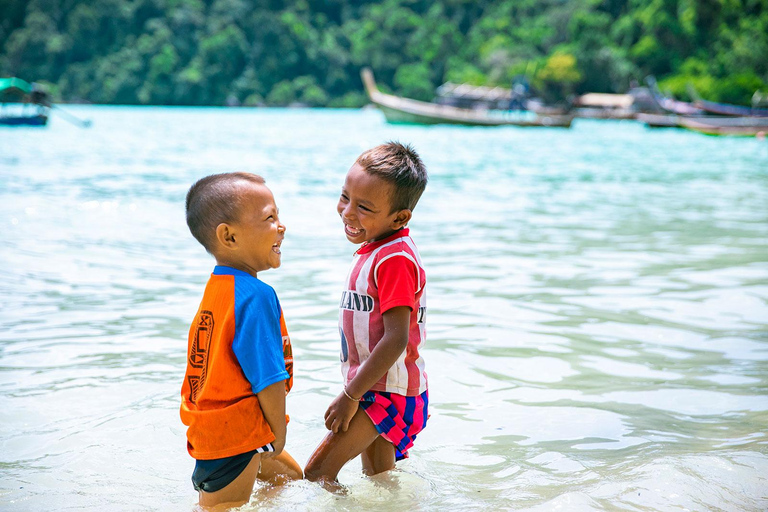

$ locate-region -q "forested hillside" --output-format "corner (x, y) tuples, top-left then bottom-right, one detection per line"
(1, 0), (766, 106)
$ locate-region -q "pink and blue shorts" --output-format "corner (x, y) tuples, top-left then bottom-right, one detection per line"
(359, 390), (429, 460)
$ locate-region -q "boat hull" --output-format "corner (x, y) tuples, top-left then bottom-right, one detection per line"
(678, 116), (768, 136)
(638, 114), (768, 136)
(377, 103), (572, 127)
(573, 108), (637, 120)
(693, 98), (768, 117)
(0, 114), (48, 126)
(636, 113), (680, 128)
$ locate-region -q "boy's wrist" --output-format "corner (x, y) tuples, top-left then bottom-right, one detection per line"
(342, 387), (361, 402)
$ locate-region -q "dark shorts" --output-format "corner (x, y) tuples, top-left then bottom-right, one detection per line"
(191, 443), (274, 493)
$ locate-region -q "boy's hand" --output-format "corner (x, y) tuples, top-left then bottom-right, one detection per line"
(324, 392), (359, 433)
(264, 435), (285, 459)
(323, 307), (411, 433)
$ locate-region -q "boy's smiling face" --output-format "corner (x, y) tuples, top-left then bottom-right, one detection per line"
(214, 182), (285, 276)
(337, 163), (410, 244)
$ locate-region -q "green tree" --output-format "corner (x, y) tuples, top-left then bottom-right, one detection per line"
(0, 0), (765, 106)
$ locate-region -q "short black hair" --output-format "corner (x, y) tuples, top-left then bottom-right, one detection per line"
(185, 172), (266, 253)
(356, 141), (428, 212)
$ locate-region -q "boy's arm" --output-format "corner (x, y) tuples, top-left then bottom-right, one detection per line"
(257, 379), (288, 456)
(324, 306), (410, 433)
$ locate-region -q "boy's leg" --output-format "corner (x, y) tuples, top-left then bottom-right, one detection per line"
(258, 450), (303, 484)
(198, 452), (261, 509)
(304, 407), (381, 487)
(361, 435), (396, 476)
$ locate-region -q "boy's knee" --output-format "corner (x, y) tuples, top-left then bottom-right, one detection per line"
(304, 461), (334, 484)
(303, 463), (321, 482)
(282, 464), (303, 481)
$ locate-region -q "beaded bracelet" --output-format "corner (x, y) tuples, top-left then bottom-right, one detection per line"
(343, 387), (361, 402)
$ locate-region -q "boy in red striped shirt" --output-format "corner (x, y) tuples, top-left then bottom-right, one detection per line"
(305, 142), (429, 489)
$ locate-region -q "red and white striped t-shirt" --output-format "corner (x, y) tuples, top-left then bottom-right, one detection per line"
(339, 228), (427, 396)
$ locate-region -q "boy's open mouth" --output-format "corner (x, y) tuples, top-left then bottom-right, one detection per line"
(272, 240), (282, 254)
(344, 224), (362, 237)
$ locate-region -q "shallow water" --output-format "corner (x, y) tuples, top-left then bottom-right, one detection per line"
(1, 107), (767, 511)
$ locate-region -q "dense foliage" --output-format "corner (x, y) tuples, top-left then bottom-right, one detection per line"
(1, 0), (766, 106)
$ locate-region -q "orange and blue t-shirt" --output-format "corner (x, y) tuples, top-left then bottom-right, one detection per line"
(180, 266), (293, 460)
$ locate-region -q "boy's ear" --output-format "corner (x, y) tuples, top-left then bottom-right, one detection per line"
(392, 209), (412, 229)
(215, 223), (237, 249)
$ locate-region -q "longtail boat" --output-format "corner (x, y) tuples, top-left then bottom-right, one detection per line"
(645, 76), (704, 116)
(638, 112), (768, 136)
(639, 77), (768, 135)
(678, 116), (768, 137)
(0, 77), (50, 126)
(360, 68), (574, 128)
(687, 85), (768, 117)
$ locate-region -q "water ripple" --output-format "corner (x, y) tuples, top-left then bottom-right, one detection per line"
(1, 109), (767, 511)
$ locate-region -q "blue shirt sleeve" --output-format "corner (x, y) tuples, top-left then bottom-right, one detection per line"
(231, 277), (290, 394)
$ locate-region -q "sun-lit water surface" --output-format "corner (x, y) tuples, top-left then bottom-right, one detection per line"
(1, 107), (767, 511)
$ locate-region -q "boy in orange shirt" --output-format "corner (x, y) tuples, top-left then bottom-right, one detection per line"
(180, 172), (301, 509)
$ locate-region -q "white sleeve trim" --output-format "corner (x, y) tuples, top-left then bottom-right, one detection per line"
(373, 252), (422, 293)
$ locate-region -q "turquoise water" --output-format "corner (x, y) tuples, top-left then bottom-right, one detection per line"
(1, 107), (767, 511)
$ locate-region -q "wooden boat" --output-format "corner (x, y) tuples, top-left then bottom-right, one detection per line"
(678, 116), (768, 136)
(0, 77), (50, 126)
(645, 76), (704, 116)
(639, 77), (768, 135)
(640, 77), (708, 128)
(360, 68), (574, 127)
(638, 113), (768, 136)
(688, 85), (768, 117)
